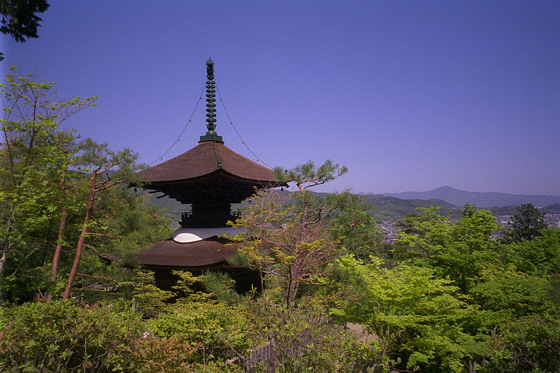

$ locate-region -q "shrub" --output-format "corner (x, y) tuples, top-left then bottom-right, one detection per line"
(244, 297), (368, 373)
(121, 335), (198, 372)
(0, 300), (143, 372)
(481, 312), (560, 372)
(148, 300), (249, 371)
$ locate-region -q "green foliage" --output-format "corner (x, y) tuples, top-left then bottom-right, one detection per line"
(0, 0), (50, 60)
(244, 297), (367, 373)
(197, 270), (243, 303)
(481, 311), (560, 373)
(121, 336), (198, 373)
(395, 205), (503, 293)
(507, 203), (547, 242)
(148, 299), (249, 371)
(80, 185), (172, 264)
(0, 299), (224, 372)
(328, 255), (477, 372)
(391, 205), (560, 370)
(0, 67), (96, 300)
(507, 228), (560, 275)
(234, 161), (351, 305)
(54, 182), (172, 302)
(275, 159), (347, 192)
(230, 188), (290, 293)
(471, 265), (551, 324)
(120, 271), (175, 317)
(58, 134), (150, 300)
(2, 108), (558, 373)
(0, 300), (144, 372)
(0, 0), (49, 42)
(328, 192), (383, 261)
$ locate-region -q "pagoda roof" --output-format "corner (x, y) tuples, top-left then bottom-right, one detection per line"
(137, 140), (284, 204)
(136, 236), (240, 268)
(138, 140), (279, 184)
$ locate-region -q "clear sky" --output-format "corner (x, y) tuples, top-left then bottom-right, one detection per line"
(2, 1), (559, 195)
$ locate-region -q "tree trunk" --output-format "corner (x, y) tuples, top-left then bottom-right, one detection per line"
(286, 273), (293, 306)
(62, 170), (97, 301)
(0, 251), (6, 286)
(286, 264), (300, 307)
(0, 206), (16, 293)
(51, 208), (67, 282)
(49, 169), (68, 301)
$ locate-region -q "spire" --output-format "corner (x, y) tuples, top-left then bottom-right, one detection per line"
(200, 58), (223, 142)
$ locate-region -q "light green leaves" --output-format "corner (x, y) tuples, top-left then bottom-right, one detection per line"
(329, 255), (477, 372)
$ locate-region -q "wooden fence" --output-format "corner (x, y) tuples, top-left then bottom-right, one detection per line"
(244, 341), (275, 372)
(243, 318), (345, 372)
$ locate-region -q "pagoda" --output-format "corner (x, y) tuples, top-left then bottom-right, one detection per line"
(135, 59), (283, 291)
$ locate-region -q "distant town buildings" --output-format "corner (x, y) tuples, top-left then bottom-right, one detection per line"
(378, 214), (560, 243)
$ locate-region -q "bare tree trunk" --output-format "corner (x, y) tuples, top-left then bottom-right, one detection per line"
(62, 170), (97, 301)
(285, 192), (310, 307)
(49, 169), (68, 301)
(0, 251), (6, 285)
(51, 208), (67, 282)
(286, 264), (300, 307)
(286, 270), (294, 306)
(259, 268), (265, 296)
(0, 206), (16, 295)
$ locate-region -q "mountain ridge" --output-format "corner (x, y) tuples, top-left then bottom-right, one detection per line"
(377, 186), (560, 208)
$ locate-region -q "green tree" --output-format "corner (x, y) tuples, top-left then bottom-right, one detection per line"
(0, 68), (165, 302)
(0, 0), (50, 61)
(48, 131), (86, 296)
(229, 188), (289, 294)
(328, 254), (477, 372)
(328, 192), (383, 262)
(506, 228), (560, 276)
(234, 160), (348, 306)
(0, 67), (95, 300)
(62, 139), (141, 300)
(395, 205), (503, 294)
(481, 311), (560, 372)
(507, 203), (547, 242)
(274, 159), (348, 193)
(393, 205), (560, 371)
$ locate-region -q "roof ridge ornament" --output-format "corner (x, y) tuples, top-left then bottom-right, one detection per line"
(200, 58), (223, 143)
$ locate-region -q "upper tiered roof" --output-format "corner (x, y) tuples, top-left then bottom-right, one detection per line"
(137, 140), (279, 204)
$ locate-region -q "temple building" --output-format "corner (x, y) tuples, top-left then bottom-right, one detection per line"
(135, 59), (284, 291)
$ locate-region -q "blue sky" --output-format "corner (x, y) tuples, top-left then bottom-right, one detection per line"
(2, 1), (559, 195)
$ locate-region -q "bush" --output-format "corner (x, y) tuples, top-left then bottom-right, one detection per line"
(481, 312), (560, 372)
(148, 300), (249, 371)
(122, 335), (198, 372)
(0, 300), (143, 372)
(244, 298), (368, 373)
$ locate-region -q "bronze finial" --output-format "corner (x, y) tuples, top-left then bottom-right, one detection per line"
(200, 58), (223, 142)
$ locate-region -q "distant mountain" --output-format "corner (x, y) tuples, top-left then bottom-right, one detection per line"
(144, 189), (464, 224)
(143, 188), (560, 225)
(361, 194), (462, 222)
(543, 204), (560, 214)
(379, 186), (560, 208)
